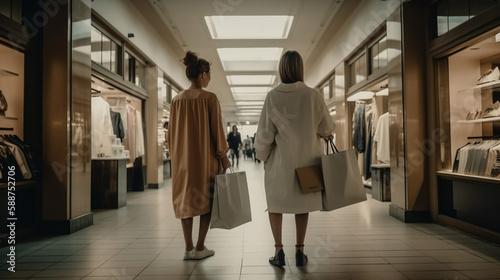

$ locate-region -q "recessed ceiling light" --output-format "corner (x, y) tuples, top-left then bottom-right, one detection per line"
(236, 112), (262, 116)
(236, 101), (265, 106)
(205, 16), (293, 39)
(227, 75), (276, 85)
(218, 48), (283, 71)
(233, 94), (267, 101)
(231, 87), (272, 94)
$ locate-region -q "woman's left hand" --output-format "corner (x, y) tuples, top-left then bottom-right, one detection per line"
(221, 156), (231, 173)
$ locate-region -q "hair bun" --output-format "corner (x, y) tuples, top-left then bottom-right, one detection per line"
(183, 51), (198, 67)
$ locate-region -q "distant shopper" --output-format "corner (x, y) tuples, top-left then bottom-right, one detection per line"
(167, 51), (231, 260)
(254, 50), (335, 267)
(227, 125), (242, 167)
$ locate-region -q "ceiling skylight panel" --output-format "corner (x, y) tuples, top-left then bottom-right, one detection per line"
(231, 87), (271, 94)
(233, 94), (267, 101)
(227, 75), (276, 85)
(218, 48), (282, 71)
(205, 16), (293, 39)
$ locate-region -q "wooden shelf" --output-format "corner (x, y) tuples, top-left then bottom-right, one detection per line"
(0, 116), (18, 121)
(458, 80), (500, 93)
(0, 68), (19, 77)
(437, 171), (500, 185)
(458, 116), (500, 124)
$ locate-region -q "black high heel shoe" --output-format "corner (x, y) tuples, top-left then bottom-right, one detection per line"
(269, 245), (285, 267)
(295, 244), (308, 267)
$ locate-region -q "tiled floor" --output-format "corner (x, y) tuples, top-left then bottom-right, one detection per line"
(1, 159), (500, 279)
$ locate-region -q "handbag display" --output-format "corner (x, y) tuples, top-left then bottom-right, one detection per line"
(321, 140), (367, 211)
(295, 164), (324, 193)
(210, 169), (252, 229)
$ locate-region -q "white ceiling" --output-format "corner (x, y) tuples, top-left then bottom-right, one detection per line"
(147, 0), (348, 123)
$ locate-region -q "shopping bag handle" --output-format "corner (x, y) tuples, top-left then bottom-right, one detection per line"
(218, 159), (235, 174)
(325, 139), (339, 154)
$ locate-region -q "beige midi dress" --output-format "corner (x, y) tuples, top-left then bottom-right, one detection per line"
(254, 82), (336, 214)
(167, 89), (229, 219)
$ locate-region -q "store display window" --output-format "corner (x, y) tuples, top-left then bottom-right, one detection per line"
(438, 28), (500, 179)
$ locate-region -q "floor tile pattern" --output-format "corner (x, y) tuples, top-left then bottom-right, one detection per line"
(1, 160), (500, 279)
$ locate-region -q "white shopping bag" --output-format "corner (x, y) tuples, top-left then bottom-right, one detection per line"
(321, 140), (367, 211)
(210, 170), (252, 229)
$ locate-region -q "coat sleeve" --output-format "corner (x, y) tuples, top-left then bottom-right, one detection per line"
(254, 94), (276, 161)
(316, 91), (336, 137)
(209, 94), (229, 159)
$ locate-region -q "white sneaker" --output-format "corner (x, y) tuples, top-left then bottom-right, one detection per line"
(192, 246), (215, 260)
(483, 101), (500, 118)
(183, 248), (195, 260)
(478, 67), (500, 85)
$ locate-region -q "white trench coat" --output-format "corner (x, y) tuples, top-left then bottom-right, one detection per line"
(255, 81), (336, 214)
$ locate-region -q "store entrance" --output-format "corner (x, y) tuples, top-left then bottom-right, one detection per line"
(89, 75), (146, 209)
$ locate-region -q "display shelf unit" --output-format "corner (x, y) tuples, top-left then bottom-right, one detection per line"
(437, 171), (500, 185)
(458, 116), (500, 123)
(437, 171), (500, 239)
(458, 79), (500, 93)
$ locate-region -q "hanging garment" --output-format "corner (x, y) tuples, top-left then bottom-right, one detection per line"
(135, 109), (145, 157)
(110, 110), (125, 141)
(91, 97), (114, 158)
(364, 113), (373, 180)
(352, 101), (365, 153)
(374, 112), (390, 163)
(2, 137), (32, 180)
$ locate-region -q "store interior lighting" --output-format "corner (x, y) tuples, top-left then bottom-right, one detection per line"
(376, 87), (389, 96)
(346, 91), (374, 102)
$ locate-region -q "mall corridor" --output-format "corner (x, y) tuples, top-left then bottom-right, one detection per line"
(1, 159), (500, 280)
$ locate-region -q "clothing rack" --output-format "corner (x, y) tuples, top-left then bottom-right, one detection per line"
(467, 136), (500, 140)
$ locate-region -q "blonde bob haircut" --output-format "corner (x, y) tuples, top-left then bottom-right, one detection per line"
(279, 50), (304, 84)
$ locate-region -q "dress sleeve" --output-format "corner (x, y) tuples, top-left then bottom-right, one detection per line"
(254, 94), (276, 161)
(209, 94), (229, 159)
(316, 91), (336, 137)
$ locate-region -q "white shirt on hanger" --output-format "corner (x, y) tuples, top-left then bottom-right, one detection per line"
(91, 97), (114, 159)
(374, 112), (390, 164)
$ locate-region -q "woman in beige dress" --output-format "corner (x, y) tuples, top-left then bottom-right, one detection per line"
(167, 51), (231, 260)
(255, 51), (335, 267)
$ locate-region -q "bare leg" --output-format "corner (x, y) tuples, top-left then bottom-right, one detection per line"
(269, 212), (283, 254)
(195, 212), (211, 250)
(181, 218), (194, 251)
(295, 213), (309, 252)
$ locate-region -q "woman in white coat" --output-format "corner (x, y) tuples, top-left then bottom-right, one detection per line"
(255, 51), (335, 267)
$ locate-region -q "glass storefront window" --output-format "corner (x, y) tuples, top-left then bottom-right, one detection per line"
(124, 51), (130, 82)
(370, 36), (388, 74)
(349, 53), (367, 87)
(448, 0), (469, 30)
(431, 0), (499, 38)
(91, 25), (122, 76)
(102, 34), (111, 70)
(321, 82), (330, 101)
(135, 59), (145, 89)
(0, 0), (21, 23)
(91, 26), (102, 65)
